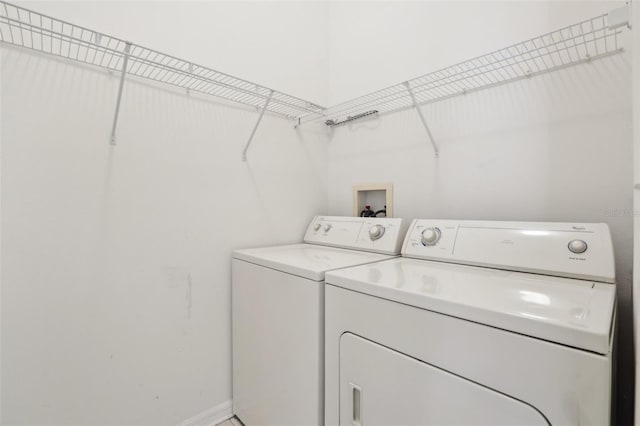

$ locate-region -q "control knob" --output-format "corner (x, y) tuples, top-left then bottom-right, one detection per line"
(421, 227), (441, 246)
(568, 239), (588, 254)
(313, 223), (321, 231)
(324, 224), (332, 232)
(368, 224), (385, 241)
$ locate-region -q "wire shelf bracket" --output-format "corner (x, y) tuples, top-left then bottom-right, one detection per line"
(404, 81), (438, 157)
(242, 90), (273, 161)
(110, 41), (131, 145)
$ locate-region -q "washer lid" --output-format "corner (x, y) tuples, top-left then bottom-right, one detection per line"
(233, 244), (397, 281)
(325, 258), (616, 354)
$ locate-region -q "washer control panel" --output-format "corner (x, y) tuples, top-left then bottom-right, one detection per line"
(304, 216), (408, 255)
(402, 219), (615, 283)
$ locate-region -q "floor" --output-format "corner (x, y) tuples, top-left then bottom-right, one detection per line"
(217, 416), (244, 426)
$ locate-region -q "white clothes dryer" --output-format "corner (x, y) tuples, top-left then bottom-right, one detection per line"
(325, 219), (617, 426)
(232, 216), (407, 426)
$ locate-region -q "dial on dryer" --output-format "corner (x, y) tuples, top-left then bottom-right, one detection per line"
(421, 227), (441, 246)
(568, 239), (588, 254)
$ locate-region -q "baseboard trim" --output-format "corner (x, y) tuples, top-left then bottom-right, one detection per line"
(177, 400), (233, 426)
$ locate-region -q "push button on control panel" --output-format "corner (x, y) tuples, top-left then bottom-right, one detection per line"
(568, 239), (588, 254)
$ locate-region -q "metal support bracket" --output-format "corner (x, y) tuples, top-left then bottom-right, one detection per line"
(110, 42), (131, 145)
(404, 82), (439, 157)
(607, 3), (631, 30)
(241, 90), (273, 161)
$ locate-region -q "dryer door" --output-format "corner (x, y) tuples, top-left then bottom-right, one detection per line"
(339, 333), (549, 426)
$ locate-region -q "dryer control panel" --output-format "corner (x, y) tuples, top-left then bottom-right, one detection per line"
(402, 219), (615, 283)
(304, 216), (408, 255)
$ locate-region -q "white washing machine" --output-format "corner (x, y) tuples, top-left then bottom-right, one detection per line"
(232, 216), (408, 426)
(325, 219), (617, 426)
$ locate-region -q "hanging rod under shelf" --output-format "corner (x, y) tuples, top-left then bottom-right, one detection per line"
(325, 110), (379, 127)
(300, 11), (628, 127)
(0, 1), (326, 121)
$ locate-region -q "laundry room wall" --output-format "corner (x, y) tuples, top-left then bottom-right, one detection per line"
(1, 2), (328, 425)
(325, 1), (635, 424)
(633, 0), (640, 422)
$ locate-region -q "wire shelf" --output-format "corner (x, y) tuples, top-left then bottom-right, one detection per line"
(304, 13), (625, 126)
(0, 1), (326, 120)
(0, 2), (628, 129)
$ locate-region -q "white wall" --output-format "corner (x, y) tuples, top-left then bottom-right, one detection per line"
(326, 1), (634, 423)
(1, 2), (328, 425)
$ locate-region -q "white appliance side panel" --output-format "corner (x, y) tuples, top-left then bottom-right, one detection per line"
(324, 285), (612, 426)
(232, 259), (322, 426)
(304, 216), (407, 254)
(402, 220), (615, 282)
(339, 333), (548, 426)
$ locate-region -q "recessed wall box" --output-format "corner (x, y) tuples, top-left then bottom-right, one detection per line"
(353, 183), (393, 218)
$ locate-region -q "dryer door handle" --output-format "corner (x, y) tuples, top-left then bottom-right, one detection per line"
(350, 383), (362, 426)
